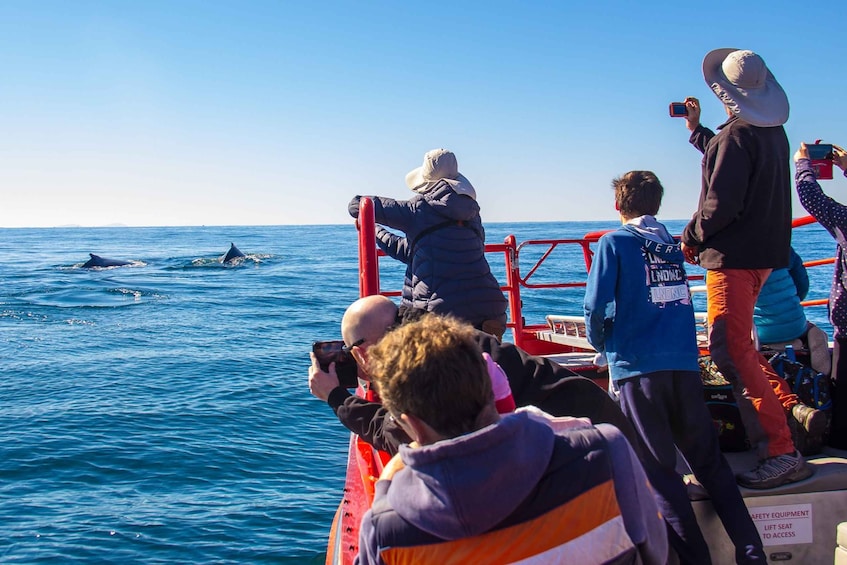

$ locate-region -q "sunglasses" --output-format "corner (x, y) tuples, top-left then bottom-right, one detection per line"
(342, 338), (366, 354)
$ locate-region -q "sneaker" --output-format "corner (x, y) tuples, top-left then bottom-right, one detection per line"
(736, 450), (813, 489)
(792, 403), (827, 436)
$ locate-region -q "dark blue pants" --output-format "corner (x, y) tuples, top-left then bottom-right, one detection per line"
(618, 371), (765, 565)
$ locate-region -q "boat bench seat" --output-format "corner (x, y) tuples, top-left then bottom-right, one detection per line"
(538, 315), (595, 350)
(538, 314), (709, 351)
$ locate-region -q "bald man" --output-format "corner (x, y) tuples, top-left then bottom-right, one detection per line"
(308, 295), (636, 454)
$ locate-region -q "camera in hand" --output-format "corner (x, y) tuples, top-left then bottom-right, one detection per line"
(808, 141), (834, 180)
(669, 102), (688, 117)
(313, 340), (360, 388)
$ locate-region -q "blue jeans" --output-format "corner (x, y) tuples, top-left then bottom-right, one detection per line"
(618, 371), (765, 565)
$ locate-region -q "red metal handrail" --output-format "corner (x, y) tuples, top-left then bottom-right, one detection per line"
(515, 238), (594, 289)
(356, 206), (832, 342)
(357, 198), (380, 297)
(805, 258), (835, 268)
(793, 215), (819, 228)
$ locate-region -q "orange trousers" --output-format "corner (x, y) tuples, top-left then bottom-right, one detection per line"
(706, 269), (797, 459)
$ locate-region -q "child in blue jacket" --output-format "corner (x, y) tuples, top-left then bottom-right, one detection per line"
(584, 170), (765, 565)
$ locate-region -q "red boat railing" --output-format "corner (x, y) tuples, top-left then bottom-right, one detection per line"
(357, 197), (380, 298)
(355, 198), (831, 350)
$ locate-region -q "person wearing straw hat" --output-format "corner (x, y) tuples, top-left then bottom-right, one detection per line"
(678, 49), (812, 489)
(348, 149), (507, 339)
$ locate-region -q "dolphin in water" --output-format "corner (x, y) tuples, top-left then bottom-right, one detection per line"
(82, 254), (132, 268)
(220, 243), (246, 264)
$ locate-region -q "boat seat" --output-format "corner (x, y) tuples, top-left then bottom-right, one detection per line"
(540, 314), (710, 351)
(538, 315), (595, 350)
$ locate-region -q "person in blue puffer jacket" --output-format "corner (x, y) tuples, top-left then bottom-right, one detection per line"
(348, 148), (507, 339)
(754, 247), (809, 344)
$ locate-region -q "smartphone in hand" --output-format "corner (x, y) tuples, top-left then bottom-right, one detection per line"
(808, 142), (834, 180)
(312, 340), (360, 388)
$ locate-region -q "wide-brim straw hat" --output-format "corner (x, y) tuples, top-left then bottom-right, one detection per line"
(405, 148), (476, 199)
(702, 48), (789, 127)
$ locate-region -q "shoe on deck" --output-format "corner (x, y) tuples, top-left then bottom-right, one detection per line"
(792, 403), (827, 436)
(736, 450), (813, 490)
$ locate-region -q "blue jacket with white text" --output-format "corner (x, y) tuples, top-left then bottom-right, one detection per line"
(584, 216), (700, 381)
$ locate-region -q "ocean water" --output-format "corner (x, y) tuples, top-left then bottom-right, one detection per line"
(0, 220), (834, 563)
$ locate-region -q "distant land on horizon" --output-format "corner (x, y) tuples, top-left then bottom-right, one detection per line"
(53, 223), (128, 229)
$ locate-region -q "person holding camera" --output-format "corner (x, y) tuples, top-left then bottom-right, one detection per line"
(308, 295), (637, 455)
(678, 48), (811, 489)
(794, 141), (847, 449)
(347, 149), (507, 339)
(308, 295), (410, 454)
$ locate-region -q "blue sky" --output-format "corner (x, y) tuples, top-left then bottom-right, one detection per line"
(1, 1), (845, 227)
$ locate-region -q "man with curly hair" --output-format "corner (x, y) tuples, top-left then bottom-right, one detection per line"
(355, 314), (666, 565)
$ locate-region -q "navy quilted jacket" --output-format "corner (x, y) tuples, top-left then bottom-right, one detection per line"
(348, 181), (507, 327)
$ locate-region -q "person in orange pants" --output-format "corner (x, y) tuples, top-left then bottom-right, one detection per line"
(679, 48), (811, 489)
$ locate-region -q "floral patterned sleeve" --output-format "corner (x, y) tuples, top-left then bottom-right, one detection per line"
(796, 158), (847, 241)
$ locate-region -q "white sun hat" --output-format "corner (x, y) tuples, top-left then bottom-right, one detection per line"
(702, 48), (789, 127)
(405, 148), (476, 199)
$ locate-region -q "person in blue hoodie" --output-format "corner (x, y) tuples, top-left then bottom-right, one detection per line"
(584, 170), (765, 565)
(348, 149), (507, 339)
